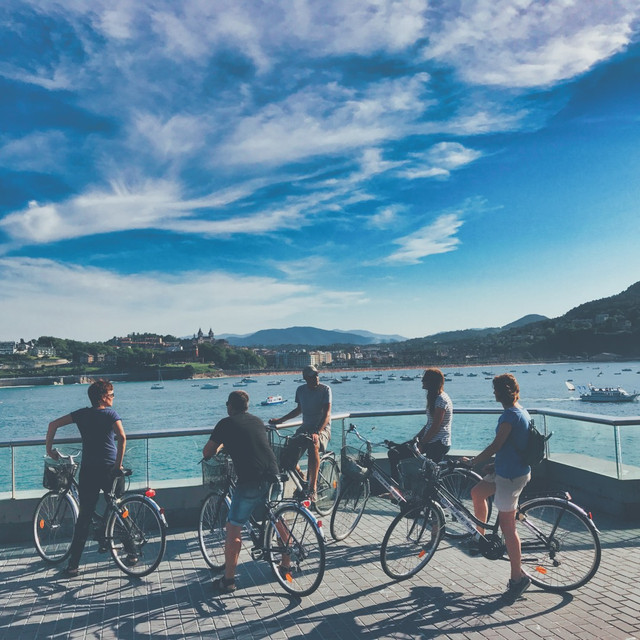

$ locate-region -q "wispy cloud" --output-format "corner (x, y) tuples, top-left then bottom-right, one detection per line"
(385, 213), (463, 264)
(401, 142), (482, 180)
(0, 257), (367, 339)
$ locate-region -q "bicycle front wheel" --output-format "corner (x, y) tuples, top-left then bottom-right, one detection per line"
(107, 495), (166, 577)
(440, 467), (488, 539)
(315, 456), (340, 516)
(329, 478), (370, 541)
(516, 497), (601, 591)
(266, 504), (325, 597)
(33, 491), (78, 563)
(380, 501), (445, 580)
(198, 493), (229, 570)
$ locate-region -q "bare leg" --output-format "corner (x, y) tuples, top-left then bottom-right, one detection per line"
(224, 523), (242, 582)
(499, 510), (525, 581)
(307, 442), (320, 493)
(471, 480), (495, 535)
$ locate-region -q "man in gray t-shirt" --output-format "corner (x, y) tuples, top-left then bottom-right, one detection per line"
(269, 365), (332, 500)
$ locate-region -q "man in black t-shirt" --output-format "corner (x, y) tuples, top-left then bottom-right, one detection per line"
(203, 390), (279, 593)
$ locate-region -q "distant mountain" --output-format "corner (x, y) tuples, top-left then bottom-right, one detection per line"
(423, 314), (548, 344)
(218, 326), (403, 347)
(333, 329), (407, 343)
(502, 314), (548, 330)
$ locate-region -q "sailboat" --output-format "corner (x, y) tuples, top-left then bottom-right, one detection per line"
(151, 369), (164, 390)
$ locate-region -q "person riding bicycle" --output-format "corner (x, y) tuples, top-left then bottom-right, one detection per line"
(202, 390), (280, 594)
(45, 378), (127, 578)
(465, 373), (532, 602)
(387, 368), (452, 482)
(269, 365), (331, 502)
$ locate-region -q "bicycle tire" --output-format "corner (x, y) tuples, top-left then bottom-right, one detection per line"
(315, 456), (340, 516)
(380, 501), (445, 581)
(198, 493), (229, 570)
(515, 497), (601, 591)
(107, 495), (166, 577)
(265, 504), (325, 597)
(329, 477), (370, 541)
(439, 467), (489, 539)
(33, 491), (78, 563)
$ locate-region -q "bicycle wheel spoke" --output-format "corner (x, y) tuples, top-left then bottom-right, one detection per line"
(516, 500), (601, 591)
(329, 479), (369, 541)
(315, 457), (340, 516)
(380, 503), (444, 580)
(108, 496), (166, 577)
(266, 505), (325, 597)
(440, 468), (486, 539)
(33, 492), (76, 563)
(198, 494), (228, 569)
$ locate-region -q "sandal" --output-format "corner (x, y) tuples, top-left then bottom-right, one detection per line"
(214, 576), (236, 594)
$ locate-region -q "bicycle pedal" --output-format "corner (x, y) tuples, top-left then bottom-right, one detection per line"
(250, 547), (263, 561)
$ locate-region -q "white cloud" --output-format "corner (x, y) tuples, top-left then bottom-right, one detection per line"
(424, 0), (639, 88)
(0, 257), (367, 340)
(385, 213), (463, 264)
(368, 205), (402, 230)
(401, 142), (482, 179)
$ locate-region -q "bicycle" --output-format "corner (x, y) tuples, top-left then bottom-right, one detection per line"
(329, 423), (411, 541)
(379, 457), (602, 592)
(33, 450), (168, 577)
(198, 452), (326, 597)
(267, 426), (340, 516)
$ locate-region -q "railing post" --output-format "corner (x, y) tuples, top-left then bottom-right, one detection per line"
(146, 439), (150, 487)
(11, 445), (16, 500)
(613, 424), (623, 480)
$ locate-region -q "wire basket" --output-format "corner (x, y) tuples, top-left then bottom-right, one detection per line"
(43, 459), (78, 493)
(201, 454), (234, 491)
(398, 458), (440, 502)
(340, 445), (369, 479)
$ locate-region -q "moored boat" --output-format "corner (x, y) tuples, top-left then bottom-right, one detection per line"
(261, 395), (288, 406)
(201, 383), (219, 389)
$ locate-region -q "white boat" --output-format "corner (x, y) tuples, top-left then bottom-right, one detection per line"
(565, 381), (576, 391)
(201, 383), (219, 390)
(151, 370), (164, 390)
(233, 381), (248, 388)
(261, 395), (288, 406)
(242, 377), (258, 383)
(267, 381), (281, 386)
(579, 385), (639, 403)
(369, 379), (385, 384)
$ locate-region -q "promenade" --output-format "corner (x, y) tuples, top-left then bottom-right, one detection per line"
(2, 496), (639, 640)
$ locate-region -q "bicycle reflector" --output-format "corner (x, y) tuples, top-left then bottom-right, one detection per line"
(122, 508), (129, 519)
(39, 519), (45, 529)
(302, 499), (311, 508)
(535, 566), (548, 575)
(145, 488), (156, 498)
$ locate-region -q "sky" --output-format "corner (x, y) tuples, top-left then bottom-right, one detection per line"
(1, 1), (640, 342)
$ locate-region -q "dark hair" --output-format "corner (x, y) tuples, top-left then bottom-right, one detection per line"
(227, 390), (249, 412)
(493, 374), (520, 405)
(88, 379), (113, 407)
(422, 368), (445, 415)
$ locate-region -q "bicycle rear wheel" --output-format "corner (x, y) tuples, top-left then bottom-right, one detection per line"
(440, 467), (489, 539)
(33, 491), (78, 563)
(198, 493), (229, 570)
(515, 497), (601, 591)
(266, 504), (325, 597)
(329, 478), (370, 541)
(380, 501), (445, 580)
(315, 456), (340, 516)
(107, 495), (166, 577)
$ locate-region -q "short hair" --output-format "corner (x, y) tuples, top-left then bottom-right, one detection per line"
(227, 390), (249, 412)
(493, 374), (520, 405)
(88, 379), (113, 407)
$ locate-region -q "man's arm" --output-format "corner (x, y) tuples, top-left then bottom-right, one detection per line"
(203, 439), (222, 460)
(45, 414), (74, 459)
(269, 404), (302, 425)
(112, 420), (126, 471)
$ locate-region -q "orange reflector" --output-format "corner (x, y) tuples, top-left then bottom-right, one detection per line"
(145, 488), (156, 498)
(302, 500), (311, 508)
(122, 509), (129, 519)
(535, 566), (547, 575)
(418, 550), (426, 558)
(285, 572), (293, 583)
(333, 481), (337, 488)
(39, 519), (45, 529)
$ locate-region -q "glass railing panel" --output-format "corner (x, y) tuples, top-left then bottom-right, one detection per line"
(619, 425), (640, 480)
(145, 434), (205, 487)
(0, 447), (13, 496)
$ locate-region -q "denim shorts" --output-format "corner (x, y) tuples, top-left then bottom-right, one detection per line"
(227, 480), (272, 527)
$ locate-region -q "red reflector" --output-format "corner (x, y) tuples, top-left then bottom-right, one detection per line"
(317, 520), (323, 528)
(302, 500), (311, 508)
(145, 488), (156, 498)
(160, 508), (165, 515)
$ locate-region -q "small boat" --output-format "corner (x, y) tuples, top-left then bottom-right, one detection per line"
(242, 377), (258, 383)
(369, 379), (385, 384)
(267, 381), (281, 386)
(341, 376), (351, 381)
(201, 383), (219, 390)
(579, 385), (639, 403)
(330, 378), (343, 384)
(400, 375), (413, 381)
(467, 373), (478, 378)
(565, 381), (576, 391)
(151, 370), (164, 390)
(233, 381), (248, 388)
(261, 395), (288, 406)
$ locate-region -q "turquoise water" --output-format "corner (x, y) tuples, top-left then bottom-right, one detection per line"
(2, 361), (640, 491)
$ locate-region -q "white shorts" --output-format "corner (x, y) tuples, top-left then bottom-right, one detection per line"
(483, 472), (530, 513)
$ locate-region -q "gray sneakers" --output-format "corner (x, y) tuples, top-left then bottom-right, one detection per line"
(503, 574), (531, 601)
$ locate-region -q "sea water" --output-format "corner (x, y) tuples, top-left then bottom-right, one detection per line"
(2, 361), (640, 490)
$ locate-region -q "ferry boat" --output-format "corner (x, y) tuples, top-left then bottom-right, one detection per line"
(579, 385), (639, 403)
(261, 395), (287, 406)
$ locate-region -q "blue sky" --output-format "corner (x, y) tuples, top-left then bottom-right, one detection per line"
(1, 1), (640, 342)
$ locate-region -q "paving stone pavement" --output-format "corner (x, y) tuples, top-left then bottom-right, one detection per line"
(1, 497), (639, 640)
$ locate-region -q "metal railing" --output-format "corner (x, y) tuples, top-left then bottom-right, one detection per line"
(2, 407), (640, 498)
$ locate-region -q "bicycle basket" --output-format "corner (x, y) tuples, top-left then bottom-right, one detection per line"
(398, 458), (440, 501)
(201, 454), (234, 490)
(341, 445), (368, 479)
(43, 459), (78, 492)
